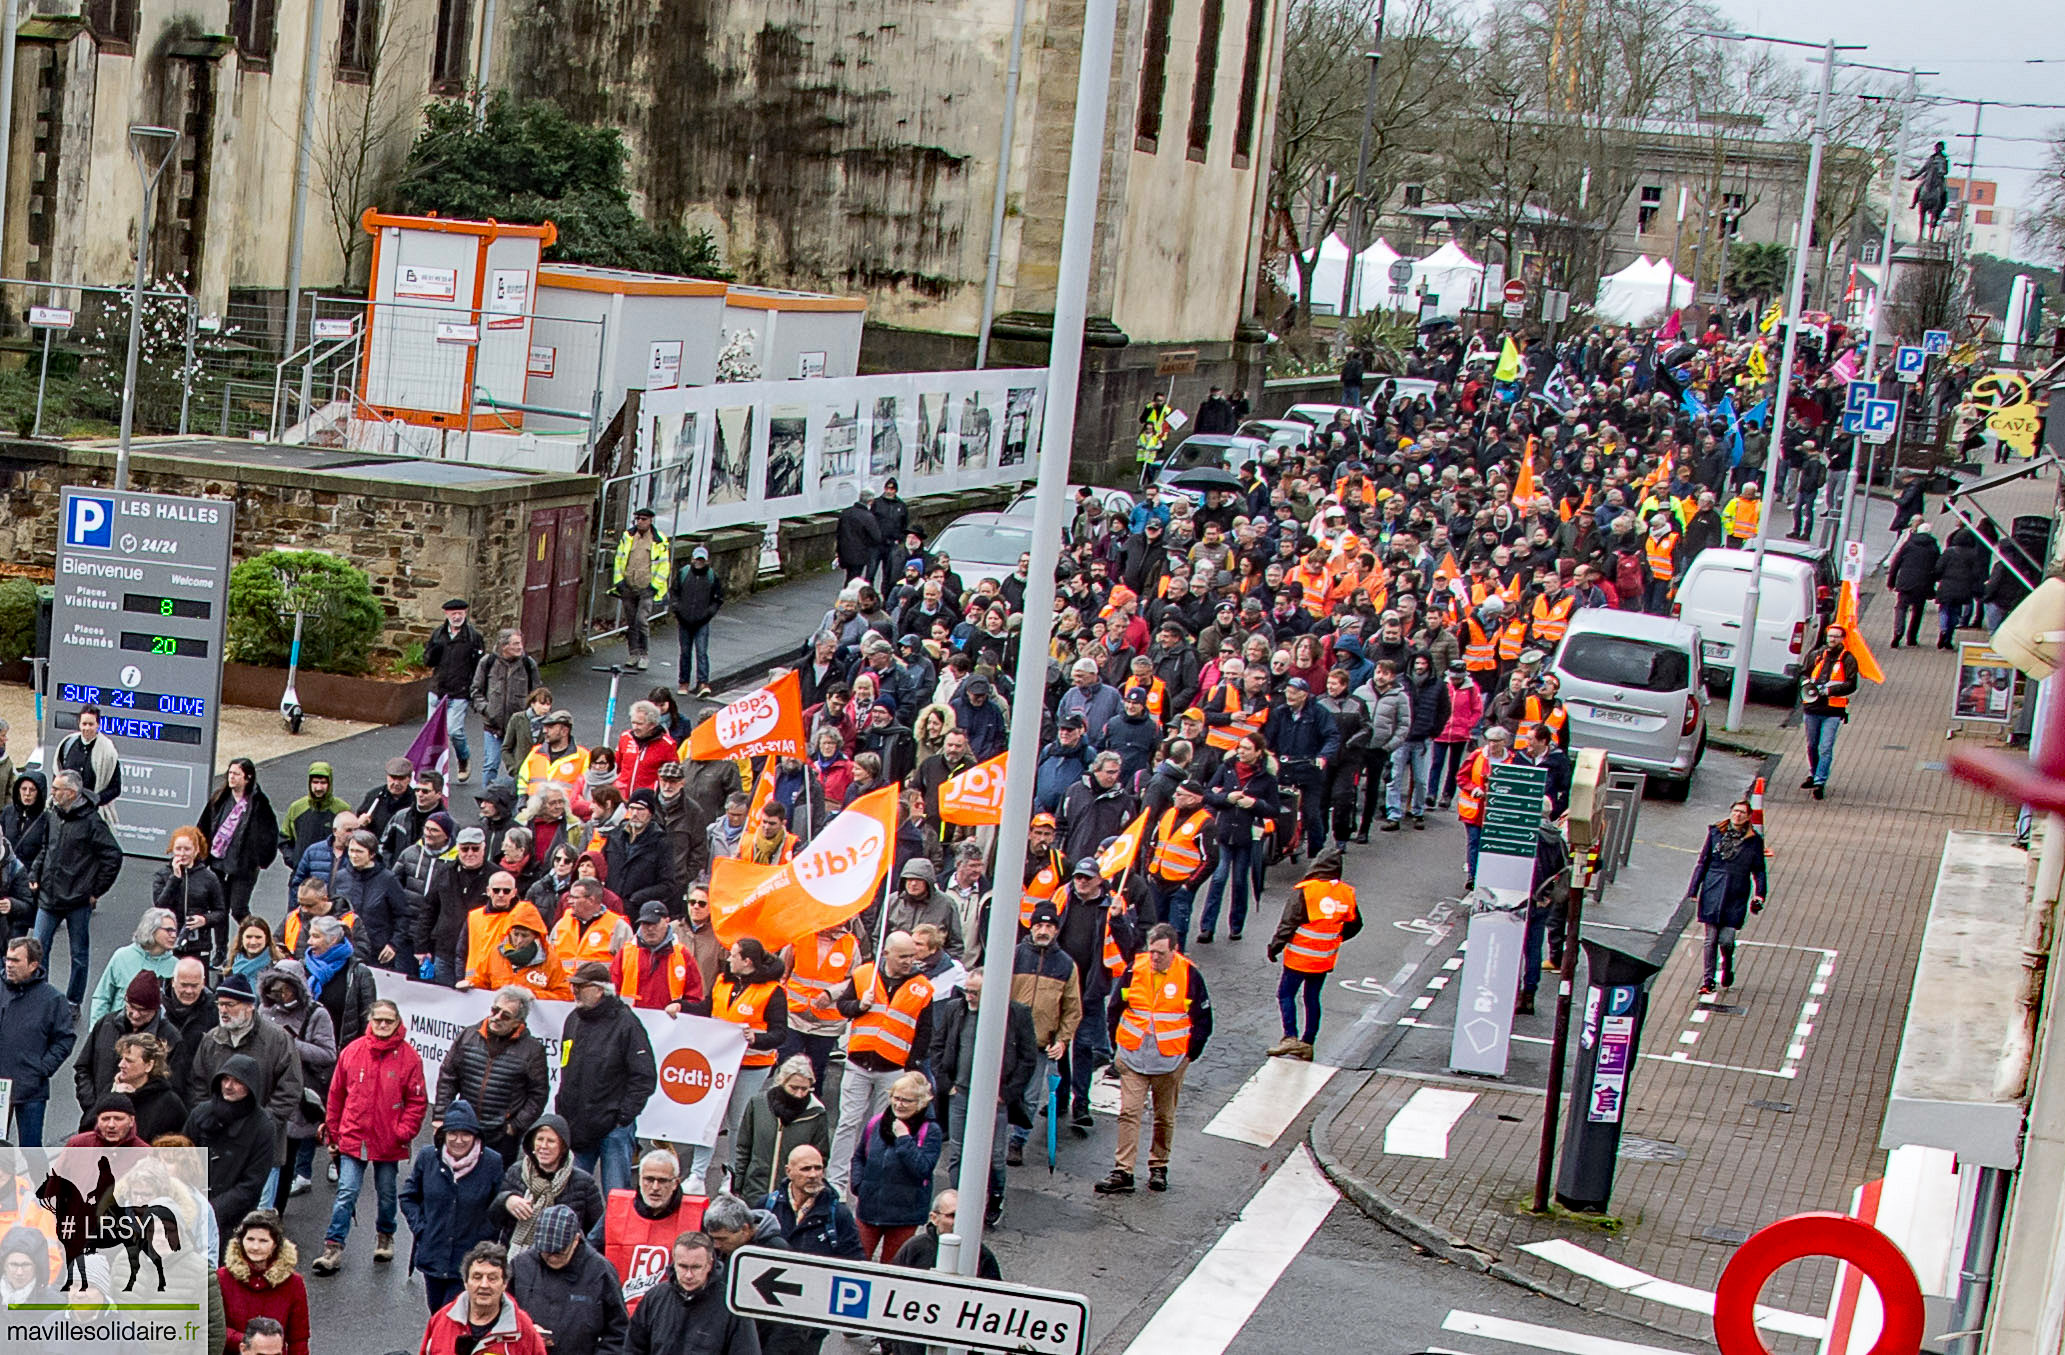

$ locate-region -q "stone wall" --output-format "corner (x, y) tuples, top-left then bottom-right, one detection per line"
(0, 438), (599, 661)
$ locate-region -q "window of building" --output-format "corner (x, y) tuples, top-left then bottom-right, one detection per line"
(231, 0), (279, 66)
(1185, 0), (1223, 163)
(337, 0), (380, 78)
(431, 0), (472, 94)
(1721, 192), (1744, 239)
(1135, 0), (1174, 152)
(1229, 0), (1266, 168)
(1637, 185), (1662, 234)
(1860, 240), (1881, 265)
(84, 0), (139, 52)
(1402, 183), (1425, 208)
(1978, 209), (1994, 225)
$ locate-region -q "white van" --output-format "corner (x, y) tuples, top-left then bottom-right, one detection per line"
(1672, 547), (1820, 693)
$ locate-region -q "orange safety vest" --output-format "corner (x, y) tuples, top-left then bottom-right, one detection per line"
(617, 942), (692, 1008)
(1645, 535), (1678, 582)
(785, 931), (859, 1024)
(1018, 850), (1067, 925)
(1205, 689), (1261, 751)
(1808, 650), (1853, 710)
(282, 908), (356, 956)
(605, 1189), (709, 1312)
(847, 963), (934, 1066)
(1463, 619), (1498, 671)
(464, 905), (524, 977)
(713, 976), (782, 1067)
(1132, 676), (1169, 722)
(551, 910), (622, 976)
(1497, 617), (1530, 662)
(1531, 594), (1575, 645)
(473, 942), (575, 1001)
(1283, 880), (1358, 973)
(1114, 952), (1196, 1059)
(1146, 808), (1212, 883)
(1455, 749), (1495, 825)
(1521, 695), (1568, 744)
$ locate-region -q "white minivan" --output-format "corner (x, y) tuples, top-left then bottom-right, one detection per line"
(1672, 547), (1821, 694)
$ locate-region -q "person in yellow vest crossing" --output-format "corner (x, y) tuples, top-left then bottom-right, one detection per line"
(1095, 923), (1212, 1196)
(1141, 780), (1217, 947)
(685, 937), (790, 1196)
(1722, 482), (1762, 545)
(1643, 512), (1680, 614)
(611, 900), (705, 1014)
(1266, 849), (1361, 1060)
(826, 932), (934, 1197)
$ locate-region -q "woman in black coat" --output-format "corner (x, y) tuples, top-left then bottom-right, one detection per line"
(1885, 523), (1942, 649)
(1197, 732), (1281, 943)
(200, 759), (280, 962)
(1933, 528), (1989, 649)
(1686, 800), (1767, 997)
(155, 825), (228, 959)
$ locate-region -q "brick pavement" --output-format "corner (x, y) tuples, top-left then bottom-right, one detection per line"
(1312, 481), (2048, 1341)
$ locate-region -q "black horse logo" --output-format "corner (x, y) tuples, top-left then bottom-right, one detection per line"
(34, 1163), (182, 1293)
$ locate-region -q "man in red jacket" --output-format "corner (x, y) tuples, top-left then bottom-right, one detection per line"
(318, 998), (427, 1274)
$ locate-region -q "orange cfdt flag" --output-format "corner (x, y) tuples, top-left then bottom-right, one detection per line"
(1514, 441), (1537, 508)
(939, 752), (1009, 826)
(1096, 810), (1150, 878)
(688, 669), (805, 760)
(710, 782), (902, 948)
(1833, 581), (1883, 684)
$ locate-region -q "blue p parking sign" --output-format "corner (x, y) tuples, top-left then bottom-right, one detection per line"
(830, 1276), (873, 1317)
(65, 494), (113, 549)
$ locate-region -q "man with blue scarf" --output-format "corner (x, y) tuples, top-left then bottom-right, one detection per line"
(305, 915), (377, 1048)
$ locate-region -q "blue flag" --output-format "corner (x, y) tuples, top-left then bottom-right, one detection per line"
(1718, 393), (1743, 467)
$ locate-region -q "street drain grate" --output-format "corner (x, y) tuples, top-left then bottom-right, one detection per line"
(1617, 1137), (1688, 1163)
(1918, 761), (1947, 772)
(1749, 1099), (1795, 1113)
(1695, 1224), (1752, 1246)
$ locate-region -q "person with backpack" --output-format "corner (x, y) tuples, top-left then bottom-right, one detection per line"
(472, 630), (543, 795)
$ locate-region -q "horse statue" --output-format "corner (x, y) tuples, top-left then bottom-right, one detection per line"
(1910, 141), (1951, 239)
(34, 1164), (183, 1293)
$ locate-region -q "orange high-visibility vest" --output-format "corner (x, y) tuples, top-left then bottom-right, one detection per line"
(1289, 563), (1332, 615)
(618, 942), (691, 1007)
(1521, 695), (1568, 744)
(847, 963), (933, 1066)
(785, 931), (859, 1024)
(1497, 617), (1530, 662)
(1205, 688), (1261, 751)
(1455, 749), (1495, 825)
(1018, 850), (1066, 926)
(1134, 675), (1170, 722)
(1283, 880), (1358, 973)
(282, 908), (356, 956)
(1645, 535), (1678, 582)
(1464, 619), (1498, 671)
(551, 911), (623, 976)
(1808, 650), (1853, 710)
(1147, 808), (1212, 882)
(713, 976), (782, 1067)
(1531, 594), (1576, 645)
(1114, 952), (1196, 1058)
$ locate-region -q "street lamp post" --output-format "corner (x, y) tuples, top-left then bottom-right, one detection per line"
(115, 125), (180, 493)
(1842, 70), (1917, 553)
(942, 0), (1122, 1277)
(1336, 2), (1385, 322)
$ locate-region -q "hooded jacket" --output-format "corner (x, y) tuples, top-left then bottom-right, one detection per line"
(188, 1000), (304, 1159)
(421, 1292), (549, 1355)
(0, 771), (46, 873)
(730, 1083), (832, 1203)
(326, 1021), (427, 1163)
(399, 1098), (507, 1279)
(258, 962), (336, 1140)
(490, 1113), (608, 1242)
(277, 768), (346, 871)
(473, 649), (544, 738)
(470, 900), (573, 1000)
(184, 1052), (280, 1231)
(553, 992), (658, 1153)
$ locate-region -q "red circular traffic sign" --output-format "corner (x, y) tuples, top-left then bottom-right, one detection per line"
(1503, 279), (1527, 303)
(1714, 1213), (1923, 1355)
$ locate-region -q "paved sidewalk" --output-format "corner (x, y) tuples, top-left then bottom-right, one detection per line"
(1311, 481), (2047, 1341)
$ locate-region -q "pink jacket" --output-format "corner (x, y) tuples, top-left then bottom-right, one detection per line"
(1437, 679), (1483, 743)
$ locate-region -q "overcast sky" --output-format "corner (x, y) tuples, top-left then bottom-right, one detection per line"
(1715, 0), (2058, 259)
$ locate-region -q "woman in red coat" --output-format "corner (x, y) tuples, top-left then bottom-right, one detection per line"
(219, 1211), (310, 1355)
(318, 998), (428, 1274)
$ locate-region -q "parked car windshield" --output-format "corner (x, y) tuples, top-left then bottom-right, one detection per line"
(1560, 634), (1690, 693)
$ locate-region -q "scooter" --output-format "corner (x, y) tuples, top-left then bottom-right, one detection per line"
(593, 663), (623, 741)
(280, 610), (305, 733)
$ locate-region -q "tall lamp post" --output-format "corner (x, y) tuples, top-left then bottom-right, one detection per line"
(116, 125), (180, 492)
(1336, 1), (1385, 322)
(1692, 31), (1859, 733)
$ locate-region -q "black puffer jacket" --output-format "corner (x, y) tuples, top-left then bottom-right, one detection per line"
(1888, 528), (1942, 596)
(1935, 530), (1988, 607)
(553, 993), (657, 1153)
(434, 1018), (550, 1149)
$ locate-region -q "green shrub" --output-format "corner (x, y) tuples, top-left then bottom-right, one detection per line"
(227, 550), (385, 676)
(0, 579), (35, 667)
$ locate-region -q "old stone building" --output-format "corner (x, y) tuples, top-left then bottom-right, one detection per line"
(491, 0), (1284, 478)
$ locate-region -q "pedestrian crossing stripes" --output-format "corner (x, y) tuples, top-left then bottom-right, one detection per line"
(1380, 1087), (1477, 1159)
(1120, 1149), (1337, 1355)
(1439, 1310), (1691, 1355)
(1203, 1058), (1337, 1147)
(1517, 1238), (1826, 1338)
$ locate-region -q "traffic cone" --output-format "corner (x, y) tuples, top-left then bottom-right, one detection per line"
(1749, 775), (1774, 856)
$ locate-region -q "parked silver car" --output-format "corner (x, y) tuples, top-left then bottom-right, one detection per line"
(1548, 610), (1708, 798)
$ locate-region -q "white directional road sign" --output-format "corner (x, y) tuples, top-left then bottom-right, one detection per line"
(726, 1245), (1089, 1355)
(1894, 345), (1926, 381)
(1860, 397), (1900, 444)
(1922, 328), (1951, 356)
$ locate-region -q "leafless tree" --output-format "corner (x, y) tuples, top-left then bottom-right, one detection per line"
(2020, 124), (2065, 261)
(313, 0), (419, 289)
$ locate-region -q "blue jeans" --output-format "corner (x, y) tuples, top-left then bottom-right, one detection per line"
(1342, 382), (1363, 408)
(1388, 739), (1433, 819)
(479, 727), (506, 789)
(1156, 883), (1196, 948)
(1068, 997), (1112, 1116)
(1939, 600), (1967, 641)
(1803, 712), (1842, 786)
(1466, 823), (1483, 879)
(13, 1100), (45, 1147)
(1197, 841), (1254, 937)
(328, 1157), (399, 1246)
(1008, 1049), (1054, 1149)
(429, 694), (471, 766)
(1277, 969), (1325, 1043)
(678, 623), (712, 688)
(33, 907), (90, 1005)
(575, 1123), (637, 1195)
(260, 1166), (281, 1211)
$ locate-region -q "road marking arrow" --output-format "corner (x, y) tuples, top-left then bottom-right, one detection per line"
(751, 1267), (804, 1307)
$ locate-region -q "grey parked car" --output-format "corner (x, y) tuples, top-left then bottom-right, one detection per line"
(1548, 610), (1708, 798)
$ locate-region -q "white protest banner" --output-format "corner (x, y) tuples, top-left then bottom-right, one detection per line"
(374, 975), (748, 1146)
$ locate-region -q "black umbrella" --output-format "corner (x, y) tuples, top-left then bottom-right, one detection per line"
(1169, 466), (1246, 492)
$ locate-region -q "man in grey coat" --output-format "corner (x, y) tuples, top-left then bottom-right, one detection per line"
(1354, 661), (1413, 835)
